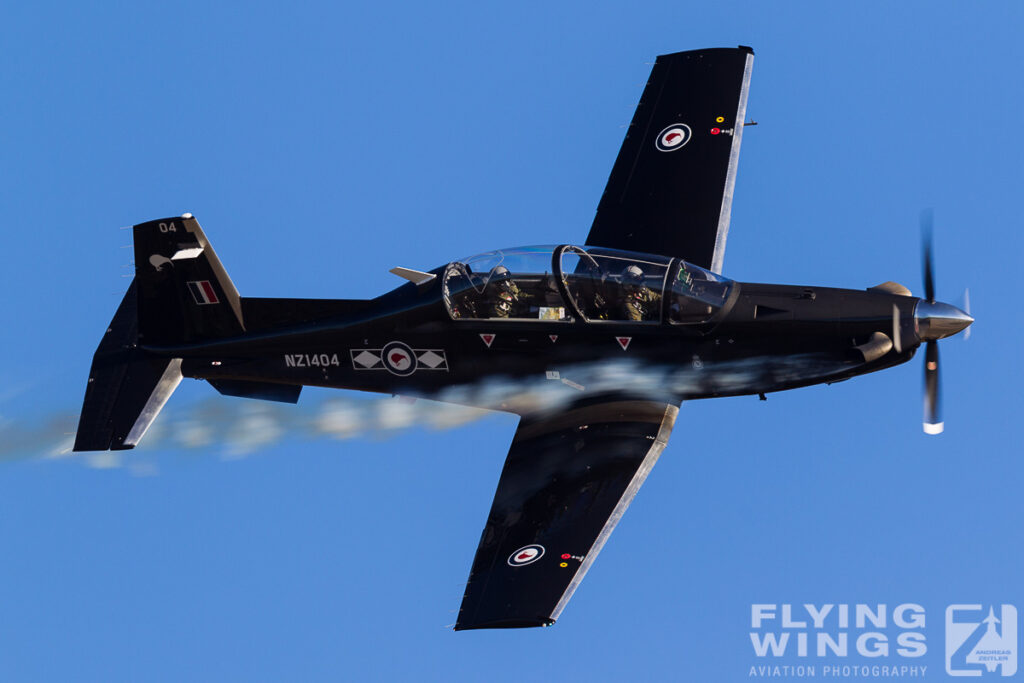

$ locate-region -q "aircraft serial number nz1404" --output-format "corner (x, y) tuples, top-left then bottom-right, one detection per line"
(74, 46), (971, 631)
(283, 353), (341, 368)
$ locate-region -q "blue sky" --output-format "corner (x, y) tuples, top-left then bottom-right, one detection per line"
(1, 2), (1022, 681)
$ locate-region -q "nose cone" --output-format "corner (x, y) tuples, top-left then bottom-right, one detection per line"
(915, 300), (974, 341)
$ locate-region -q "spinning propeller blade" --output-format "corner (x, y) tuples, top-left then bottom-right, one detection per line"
(914, 213), (972, 434)
(921, 210), (935, 303)
(923, 341), (942, 434)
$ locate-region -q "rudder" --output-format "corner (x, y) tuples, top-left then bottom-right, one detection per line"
(134, 214), (244, 345)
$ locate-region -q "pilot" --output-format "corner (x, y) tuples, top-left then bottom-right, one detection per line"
(621, 264), (660, 321)
(488, 266), (526, 318)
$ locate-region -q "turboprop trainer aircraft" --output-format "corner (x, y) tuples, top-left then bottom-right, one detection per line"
(74, 47), (972, 630)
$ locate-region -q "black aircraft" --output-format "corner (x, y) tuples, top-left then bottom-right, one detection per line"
(74, 47), (972, 630)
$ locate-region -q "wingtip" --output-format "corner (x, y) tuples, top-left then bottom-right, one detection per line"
(453, 617), (555, 632)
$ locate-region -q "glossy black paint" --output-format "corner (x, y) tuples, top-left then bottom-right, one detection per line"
(454, 400), (676, 630)
(162, 274), (919, 403)
(148, 266), (922, 631)
(587, 46), (753, 269)
(73, 46), (950, 631)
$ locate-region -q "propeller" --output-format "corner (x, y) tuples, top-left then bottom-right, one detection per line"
(922, 209), (935, 302)
(923, 338), (941, 434)
(921, 211), (941, 434)
(916, 210), (973, 435)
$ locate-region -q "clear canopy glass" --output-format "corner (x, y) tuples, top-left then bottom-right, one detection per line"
(560, 246), (670, 323)
(667, 260), (734, 324)
(442, 247), (571, 321)
(442, 245), (734, 324)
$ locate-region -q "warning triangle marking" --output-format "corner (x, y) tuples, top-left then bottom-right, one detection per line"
(549, 335), (558, 343)
(616, 336), (632, 350)
(480, 333), (495, 348)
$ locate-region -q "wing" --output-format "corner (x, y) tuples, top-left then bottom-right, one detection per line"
(454, 399), (678, 630)
(585, 46), (754, 273)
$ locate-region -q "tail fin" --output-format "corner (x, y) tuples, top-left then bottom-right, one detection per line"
(74, 214), (242, 451)
(134, 214), (244, 345)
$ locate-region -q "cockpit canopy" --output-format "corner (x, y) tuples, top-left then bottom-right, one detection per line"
(442, 245), (733, 324)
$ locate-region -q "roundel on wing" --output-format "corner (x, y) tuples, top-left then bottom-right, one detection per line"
(381, 341), (417, 376)
(507, 544), (545, 567)
(655, 123), (692, 152)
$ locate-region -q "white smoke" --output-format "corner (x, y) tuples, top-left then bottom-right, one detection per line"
(0, 353), (854, 471)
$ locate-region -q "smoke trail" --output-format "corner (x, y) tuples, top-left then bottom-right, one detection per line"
(0, 390), (496, 470)
(0, 353), (855, 471)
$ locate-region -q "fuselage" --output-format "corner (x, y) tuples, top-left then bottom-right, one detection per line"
(148, 245), (931, 414)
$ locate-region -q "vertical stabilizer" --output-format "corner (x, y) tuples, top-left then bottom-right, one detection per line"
(75, 214), (243, 451)
(133, 215), (244, 345)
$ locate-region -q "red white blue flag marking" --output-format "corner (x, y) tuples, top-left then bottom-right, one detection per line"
(187, 280), (219, 305)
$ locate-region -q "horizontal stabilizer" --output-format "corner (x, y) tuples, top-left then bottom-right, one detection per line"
(389, 267), (436, 286)
(73, 281), (183, 451)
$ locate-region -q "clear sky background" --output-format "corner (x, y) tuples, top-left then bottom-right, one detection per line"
(1, 2), (1021, 681)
